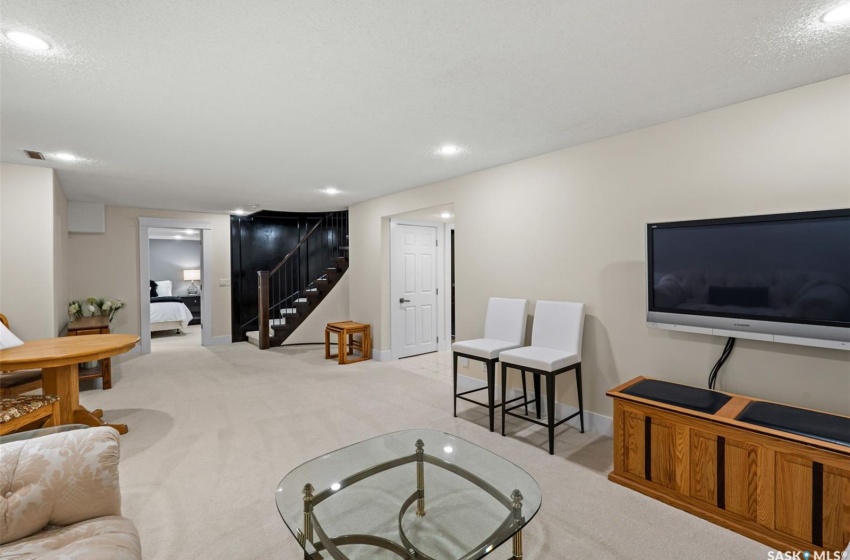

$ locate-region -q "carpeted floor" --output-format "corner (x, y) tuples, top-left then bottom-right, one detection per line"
(79, 341), (771, 560)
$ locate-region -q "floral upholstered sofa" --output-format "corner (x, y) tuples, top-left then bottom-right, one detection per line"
(0, 427), (141, 559)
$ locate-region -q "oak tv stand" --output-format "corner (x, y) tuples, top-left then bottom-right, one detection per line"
(608, 377), (850, 553)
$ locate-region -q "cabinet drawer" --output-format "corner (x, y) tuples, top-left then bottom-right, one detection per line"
(69, 328), (106, 336)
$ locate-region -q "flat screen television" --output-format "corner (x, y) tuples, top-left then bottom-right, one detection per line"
(646, 209), (850, 350)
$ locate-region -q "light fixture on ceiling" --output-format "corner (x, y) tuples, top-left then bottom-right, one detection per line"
(443, 446), (453, 453)
(184, 229), (196, 235)
(323, 187), (341, 195)
(54, 152), (78, 162)
(174, 235), (183, 240)
(232, 209), (247, 215)
(822, 2), (850, 22)
(437, 144), (462, 156)
(4, 30), (50, 51)
(440, 212), (453, 219)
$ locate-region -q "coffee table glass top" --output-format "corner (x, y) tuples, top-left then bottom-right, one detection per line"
(275, 430), (541, 560)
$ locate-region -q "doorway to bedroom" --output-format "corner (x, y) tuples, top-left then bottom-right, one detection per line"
(147, 227), (203, 351)
(139, 217), (213, 355)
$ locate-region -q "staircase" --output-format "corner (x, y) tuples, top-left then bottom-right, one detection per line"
(244, 211), (348, 349)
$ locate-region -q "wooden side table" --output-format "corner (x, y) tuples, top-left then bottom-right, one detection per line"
(325, 321), (372, 365)
(67, 316), (112, 389)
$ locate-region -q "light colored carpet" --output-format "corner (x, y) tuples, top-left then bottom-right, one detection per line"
(78, 342), (772, 560)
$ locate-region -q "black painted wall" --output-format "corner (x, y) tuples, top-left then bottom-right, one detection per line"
(230, 210), (327, 341)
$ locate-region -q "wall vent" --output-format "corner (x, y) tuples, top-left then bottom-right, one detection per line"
(24, 150), (45, 160)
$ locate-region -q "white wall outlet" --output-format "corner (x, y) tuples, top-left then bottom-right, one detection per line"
(219, 278), (231, 287)
(460, 357), (469, 367)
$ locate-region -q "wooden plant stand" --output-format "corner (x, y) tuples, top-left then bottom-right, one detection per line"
(608, 377), (850, 554)
(325, 321), (372, 365)
(67, 316), (112, 389)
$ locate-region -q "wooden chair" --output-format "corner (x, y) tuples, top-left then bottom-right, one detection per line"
(0, 313), (44, 396)
(0, 395), (60, 436)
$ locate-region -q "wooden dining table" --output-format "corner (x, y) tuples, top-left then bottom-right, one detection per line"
(0, 334), (139, 434)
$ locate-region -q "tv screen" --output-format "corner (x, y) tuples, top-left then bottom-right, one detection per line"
(647, 210), (850, 347)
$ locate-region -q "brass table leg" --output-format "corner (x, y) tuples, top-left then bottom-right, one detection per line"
(300, 483), (314, 560)
(415, 439), (426, 517)
(511, 489), (523, 559)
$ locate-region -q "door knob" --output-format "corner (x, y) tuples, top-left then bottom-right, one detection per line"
(399, 298), (411, 304)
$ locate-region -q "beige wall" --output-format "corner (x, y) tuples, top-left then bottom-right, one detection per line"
(69, 206), (232, 339)
(0, 163), (68, 339)
(349, 75), (850, 417)
(52, 173), (69, 336)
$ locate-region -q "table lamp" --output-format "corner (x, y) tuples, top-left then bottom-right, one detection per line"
(183, 269), (201, 295)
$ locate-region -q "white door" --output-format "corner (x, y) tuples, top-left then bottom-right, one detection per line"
(391, 223), (438, 358)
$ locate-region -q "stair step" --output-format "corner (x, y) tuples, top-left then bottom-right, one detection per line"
(252, 247), (350, 349)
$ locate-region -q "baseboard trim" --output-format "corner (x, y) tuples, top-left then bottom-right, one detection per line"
(455, 373), (613, 437)
(372, 349), (392, 362)
(206, 335), (232, 346)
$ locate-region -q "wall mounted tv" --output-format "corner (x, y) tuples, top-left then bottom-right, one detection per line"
(646, 209), (850, 351)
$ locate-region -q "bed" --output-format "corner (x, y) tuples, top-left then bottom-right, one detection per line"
(150, 280), (194, 333)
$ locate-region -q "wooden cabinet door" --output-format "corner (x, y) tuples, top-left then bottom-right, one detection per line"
(775, 453), (812, 543)
(690, 429), (718, 506)
(724, 438), (760, 522)
(822, 463), (850, 551)
(623, 409), (645, 479)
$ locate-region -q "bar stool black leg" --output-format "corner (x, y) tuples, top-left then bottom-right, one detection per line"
(534, 374), (542, 419)
(501, 362), (508, 436)
(576, 362), (584, 433)
(453, 352), (458, 417)
(546, 373), (556, 455)
(486, 359), (496, 432)
(521, 370), (528, 415)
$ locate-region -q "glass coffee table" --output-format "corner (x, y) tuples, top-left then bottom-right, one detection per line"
(275, 430), (541, 559)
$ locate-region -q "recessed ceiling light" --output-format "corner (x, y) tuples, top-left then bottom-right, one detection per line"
(232, 209), (247, 215)
(174, 235), (183, 240)
(184, 229), (196, 235)
(437, 144), (462, 156)
(822, 2), (850, 22)
(443, 446), (453, 453)
(54, 152), (77, 162)
(323, 187), (341, 195)
(5, 30), (50, 51)
(440, 212), (453, 219)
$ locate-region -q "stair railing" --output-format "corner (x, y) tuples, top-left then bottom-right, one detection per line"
(256, 211), (348, 349)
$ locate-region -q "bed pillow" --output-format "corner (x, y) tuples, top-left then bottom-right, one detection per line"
(0, 322), (24, 350)
(155, 280), (173, 297)
(150, 280), (158, 298)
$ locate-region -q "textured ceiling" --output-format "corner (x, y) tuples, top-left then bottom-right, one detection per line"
(1, 1), (848, 214)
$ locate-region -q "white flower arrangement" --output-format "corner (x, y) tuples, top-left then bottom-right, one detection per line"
(69, 297), (125, 323)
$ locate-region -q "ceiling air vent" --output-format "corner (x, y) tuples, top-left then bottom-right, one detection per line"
(24, 150), (45, 160)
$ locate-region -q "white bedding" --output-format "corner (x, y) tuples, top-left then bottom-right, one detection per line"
(150, 301), (194, 329)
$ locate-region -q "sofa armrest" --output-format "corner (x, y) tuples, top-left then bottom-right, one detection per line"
(0, 426), (122, 544)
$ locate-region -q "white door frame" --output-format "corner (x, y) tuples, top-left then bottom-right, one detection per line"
(389, 218), (448, 360)
(138, 217), (213, 355)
